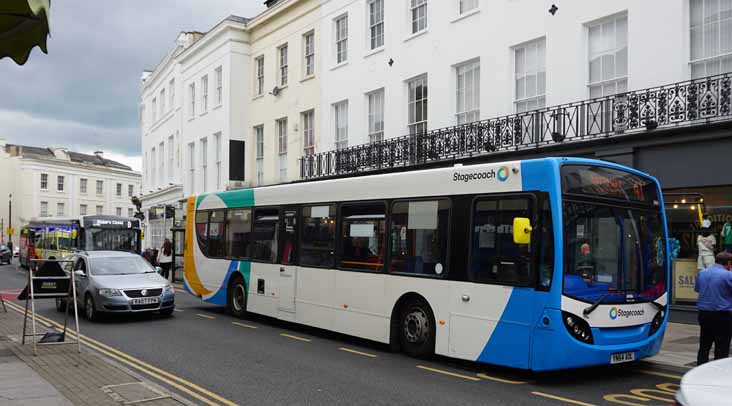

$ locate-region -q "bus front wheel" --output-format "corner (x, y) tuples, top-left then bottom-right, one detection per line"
(399, 298), (435, 359)
(226, 276), (247, 319)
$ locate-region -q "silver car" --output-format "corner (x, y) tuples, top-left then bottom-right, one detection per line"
(56, 251), (175, 321)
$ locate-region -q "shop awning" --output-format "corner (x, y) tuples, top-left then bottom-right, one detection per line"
(0, 0), (50, 65)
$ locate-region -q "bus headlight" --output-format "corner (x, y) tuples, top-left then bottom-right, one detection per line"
(562, 311), (594, 344)
(649, 309), (665, 337)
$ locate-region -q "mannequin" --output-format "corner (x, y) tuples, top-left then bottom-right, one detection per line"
(721, 221), (732, 253)
(697, 220), (716, 270)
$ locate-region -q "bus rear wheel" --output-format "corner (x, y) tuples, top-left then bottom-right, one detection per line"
(226, 276), (247, 318)
(399, 298), (435, 359)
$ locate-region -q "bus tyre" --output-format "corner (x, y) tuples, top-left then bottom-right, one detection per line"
(85, 294), (98, 322)
(226, 277), (247, 318)
(55, 298), (67, 312)
(399, 298), (435, 359)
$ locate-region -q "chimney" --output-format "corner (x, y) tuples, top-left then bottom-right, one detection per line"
(264, 0), (281, 8)
(94, 150), (104, 159)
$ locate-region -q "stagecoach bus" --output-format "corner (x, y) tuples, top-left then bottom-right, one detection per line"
(19, 215), (142, 266)
(183, 157), (669, 371)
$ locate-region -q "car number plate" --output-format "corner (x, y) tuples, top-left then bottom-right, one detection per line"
(131, 297), (159, 305)
(611, 352), (635, 364)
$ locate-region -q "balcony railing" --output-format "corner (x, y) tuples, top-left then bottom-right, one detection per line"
(300, 73), (731, 180)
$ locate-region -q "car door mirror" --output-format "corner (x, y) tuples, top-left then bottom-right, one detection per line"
(155, 266), (163, 275)
(513, 217), (533, 245)
(74, 270), (86, 278)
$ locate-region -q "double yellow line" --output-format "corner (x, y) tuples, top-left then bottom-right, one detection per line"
(3, 300), (238, 406)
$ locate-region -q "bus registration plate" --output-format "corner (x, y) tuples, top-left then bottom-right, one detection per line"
(131, 297), (159, 305)
(611, 352), (635, 364)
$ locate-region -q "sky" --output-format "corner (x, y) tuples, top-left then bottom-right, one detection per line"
(0, 0), (266, 172)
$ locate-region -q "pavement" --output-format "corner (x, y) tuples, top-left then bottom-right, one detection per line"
(0, 260), (707, 406)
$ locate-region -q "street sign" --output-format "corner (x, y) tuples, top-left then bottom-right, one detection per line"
(6, 227), (14, 236)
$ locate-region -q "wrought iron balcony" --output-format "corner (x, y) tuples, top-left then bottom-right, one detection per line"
(300, 73), (732, 180)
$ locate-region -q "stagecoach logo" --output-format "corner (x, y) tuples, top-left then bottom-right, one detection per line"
(609, 307), (644, 320)
(453, 166), (511, 184)
(141, 289), (148, 297)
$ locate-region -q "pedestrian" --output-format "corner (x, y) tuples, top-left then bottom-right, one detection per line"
(697, 224), (716, 271)
(695, 251), (732, 365)
(157, 239), (173, 280)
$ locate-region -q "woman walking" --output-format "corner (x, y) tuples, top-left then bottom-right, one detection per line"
(157, 239), (173, 280)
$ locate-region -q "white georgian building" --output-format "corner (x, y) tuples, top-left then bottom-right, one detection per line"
(0, 140), (141, 245)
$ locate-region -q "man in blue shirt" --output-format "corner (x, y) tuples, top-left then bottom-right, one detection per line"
(695, 251), (732, 365)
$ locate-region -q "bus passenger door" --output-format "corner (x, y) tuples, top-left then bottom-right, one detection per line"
(277, 208), (298, 319)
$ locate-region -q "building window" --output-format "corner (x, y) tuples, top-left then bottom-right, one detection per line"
(188, 143), (195, 193)
(128, 184), (134, 197)
(128, 208), (134, 217)
(367, 89), (384, 143)
(151, 147), (156, 188)
(57, 203), (65, 217)
(304, 31), (315, 76)
(255, 56), (265, 96)
(80, 204), (87, 216)
(80, 178), (88, 194)
(214, 133), (222, 190)
(456, 60), (481, 124)
(169, 79), (175, 108)
(407, 75), (428, 135)
(57, 175), (65, 192)
(140, 105), (145, 128)
(459, 0), (478, 15)
(160, 89), (166, 114)
(278, 44), (288, 86)
(277, 118), (288, 182)
(159, 142), (165, 186)
(201, 137), (208, 192)
(690, 0), (732, 78)
(514, 38), (546, 113)
(302, 110), (315, 156)
(152, 97), (157, 122)
(411, 0), (428, 34)
(116, 207), (122, 216)
(40, 201), (48, 217)
(168, 135), (174, 180)
(96, 205), (103, 215)
(40, 173), (48, 190)
(189, 83), (196, 117)
(588, 14), (628, 98)
(368, 0), (384, 50)
(335, 15), (348, 64)
(255, 126), (264, 185)
(334, 101), (349, 150)
(96, 180), (103, 195)
(116, 183), (122, 197)
(201, 75), (209, 113)
(215, 66), (223, 105)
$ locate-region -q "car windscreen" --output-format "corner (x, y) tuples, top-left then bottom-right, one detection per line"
(90, 256), (155, 276)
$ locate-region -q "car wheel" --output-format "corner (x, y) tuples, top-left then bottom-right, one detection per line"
(85, 295), (98, 322)
(399, 297), (436, 359)
(226, 277), (247, 318)
(55, 298), (67, 313)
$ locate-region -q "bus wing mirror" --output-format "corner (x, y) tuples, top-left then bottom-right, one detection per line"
(513, 218), (533, 245)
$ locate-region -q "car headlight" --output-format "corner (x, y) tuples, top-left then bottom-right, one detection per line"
(98, 288), (123, 297)
(163, 284), (174, 294)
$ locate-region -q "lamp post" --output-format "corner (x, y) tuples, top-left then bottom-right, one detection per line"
(7, 193), (11, 246)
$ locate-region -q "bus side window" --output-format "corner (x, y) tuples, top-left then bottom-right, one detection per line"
(470, 197), (533, 286)
(208, 210), (226, 258)
(195, 211), (210, 256)
(251, 208), (280, 263)
(226, 209), (251, 259)
(338, 202), (386, 272)
(389, 199), (450, 276)
(300, 205), (336, 268)
(279, 209), (298, 265)
(538, 198), (555, 290)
